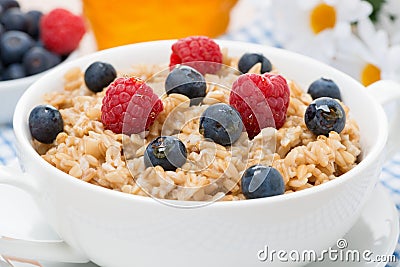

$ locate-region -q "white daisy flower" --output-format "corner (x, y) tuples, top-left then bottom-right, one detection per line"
(271, 0), (372, 63)
(376, 0), (400, 45)
(333, 18), (400, 86)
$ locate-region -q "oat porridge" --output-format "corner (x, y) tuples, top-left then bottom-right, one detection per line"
(29, 36), (361, 201)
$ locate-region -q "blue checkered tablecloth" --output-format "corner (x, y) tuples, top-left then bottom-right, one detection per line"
(0, 3), (399, 266)
(0, 123), (16, 166)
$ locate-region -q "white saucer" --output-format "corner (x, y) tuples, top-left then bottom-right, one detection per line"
(309, 184), (399, 267)
(0, 184), (398, 267)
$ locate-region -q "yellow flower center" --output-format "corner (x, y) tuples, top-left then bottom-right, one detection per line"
(361, 63), (381, 86)
(310, 3), (337, 34)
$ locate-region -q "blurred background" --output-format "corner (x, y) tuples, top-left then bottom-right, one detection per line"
(18, 0), (270, 50)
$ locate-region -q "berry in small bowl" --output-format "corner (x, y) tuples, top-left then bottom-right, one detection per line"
(0, 3), (86, 124)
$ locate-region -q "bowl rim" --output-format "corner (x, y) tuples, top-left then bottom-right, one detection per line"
(13, 39), (388, 207)
(0, 69), (45, 90)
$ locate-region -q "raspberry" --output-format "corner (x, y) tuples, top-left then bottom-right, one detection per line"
(101, 77), (163, 135)
(169, 36), (223, 74)
(229, 73), (290, 139)
(40, 8), (86, 55)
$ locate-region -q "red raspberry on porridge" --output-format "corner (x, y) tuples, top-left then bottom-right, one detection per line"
(169, 36), (223, 74)
(229, 73), (290, 139)
(101, 77), (163, 135)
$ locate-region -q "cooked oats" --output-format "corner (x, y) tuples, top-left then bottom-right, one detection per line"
(33, 54), (361, 201)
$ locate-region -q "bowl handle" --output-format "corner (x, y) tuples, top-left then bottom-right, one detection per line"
(0, 164), (89, 263)
(366, 80), (400, 160)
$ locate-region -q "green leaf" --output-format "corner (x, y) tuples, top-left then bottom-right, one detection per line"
(363, 0), (386, 21)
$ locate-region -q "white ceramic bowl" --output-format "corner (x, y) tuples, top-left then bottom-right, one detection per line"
(1, 40), (400, 267)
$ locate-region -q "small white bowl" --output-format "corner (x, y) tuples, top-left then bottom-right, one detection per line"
(0, 51), (80, 124)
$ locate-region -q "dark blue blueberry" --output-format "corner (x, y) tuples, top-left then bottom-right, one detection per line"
(0, 0), (19, 11)
(0, 59), (4, 73)
(307, 77), (342, 100)
(84, 61), (117, 93)
(23, 47), (61, 76)
(0, 24), (5, 37)
(199, 103), (243, 146)
(165, 65), (206, 105)
(46, 49), (62, 67)
(304, 97), (346, 136)
(35, 40), (44, 47)
(29, 105), (64, 144)
(0, 30), (34, 65)
(2, 63), (25, 80)
(0, 8), (27, 32)
(241, 165), (285, 199)
(25, 10), (43, 39)
(144, 136), (187, 171)
(238, 53), (272, 74)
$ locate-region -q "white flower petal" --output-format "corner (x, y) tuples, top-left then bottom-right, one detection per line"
(382, 0), (400, 15)
(376, 0), (400, 45)
(357, 18), (375, 44)
(336, 0), (372, 22)
(392, 34), (400, 46)
(333, 23), (351, 38)
(373, 31), (389, 60)
(331, 52), (365, 81)
(381, 46), (400, 81)
(286, 30), (336, 64)
(298, 0), (322, 10)
(324, 0), (338, 5)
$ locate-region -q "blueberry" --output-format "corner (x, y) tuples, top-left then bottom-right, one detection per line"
(0, 59), (4, 74)
(307, 77), (342, 100)
(165, 65), (206, 105)
(0, 8), (27, 32)
(238, 53), (272, 74)
(0, 30), (34, 65)
(2, 63), (25, 80)
(241, 165), (285, 199)
(199, 103), (243, 146)
(46, 49), (62, 67)
(304, 97), (346, 136)
(35, 40), (44, 47)
(25, 10), (43, 39)
(84, 61), (117, 93)
(29, 105), (64, 144)
(0, 0), (19, 10)
(23, 47), (61, 76)
(144, 136), (187, 171)
(0, 24), (5, 36)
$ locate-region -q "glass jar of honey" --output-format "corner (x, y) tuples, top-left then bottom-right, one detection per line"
(82, 0), (238, 50)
